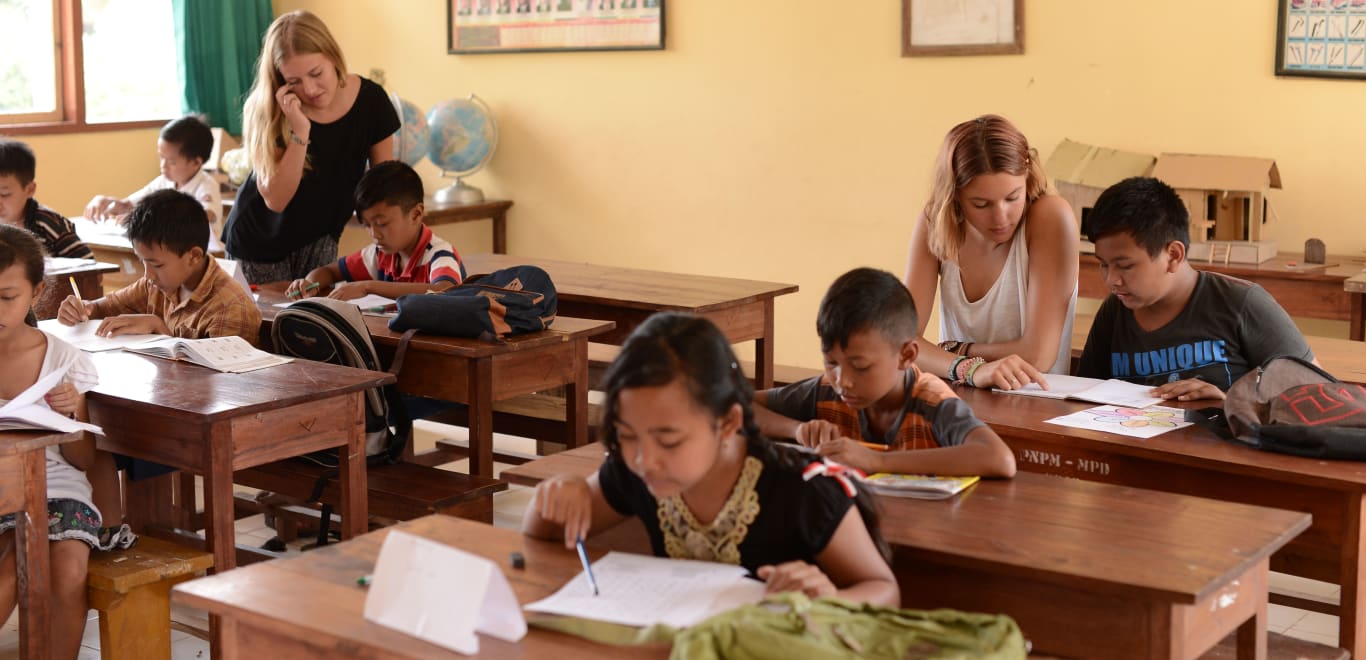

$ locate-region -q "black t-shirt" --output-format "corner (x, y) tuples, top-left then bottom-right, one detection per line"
(597, 444), (853, 576)
(223, 77), (400, 262)
(1078, 271), (1314, 390)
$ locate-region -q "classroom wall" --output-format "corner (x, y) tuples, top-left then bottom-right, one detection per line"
(25, 1), (1366, 367)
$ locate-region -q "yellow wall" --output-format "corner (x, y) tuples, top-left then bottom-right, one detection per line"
(23, 1), (1366, 367)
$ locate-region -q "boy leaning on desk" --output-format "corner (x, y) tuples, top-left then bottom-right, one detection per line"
(753, 267), (1016, 479)
(285, 161), (466, 300)
(0, 139), (94, 260)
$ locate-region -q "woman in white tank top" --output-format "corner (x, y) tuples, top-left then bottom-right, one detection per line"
(904, 115), (1079, 390)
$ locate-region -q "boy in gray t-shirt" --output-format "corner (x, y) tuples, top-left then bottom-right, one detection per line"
(1077, 177), (1314, 401)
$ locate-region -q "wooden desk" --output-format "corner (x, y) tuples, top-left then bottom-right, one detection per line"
(258, 292), (615, 478)
(173, 515), (669, 659)
(462, 253), (799, 389)
(504, 445), (1309, 658)
(84, 351), (392, 572)
(425, 198), (512, 254)
(955, 386), (1366, 654)
(1347, 272), (1366, 342)
(0, 430), (79, 660)
(72, 217), (225, 294)
(1079, 252), (1366, 340)
(34, 260), (117, 320)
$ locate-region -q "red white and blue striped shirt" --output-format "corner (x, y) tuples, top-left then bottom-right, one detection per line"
(337, 225), (465, 286)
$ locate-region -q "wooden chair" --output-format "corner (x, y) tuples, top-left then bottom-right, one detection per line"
(86, 536), (213, 660)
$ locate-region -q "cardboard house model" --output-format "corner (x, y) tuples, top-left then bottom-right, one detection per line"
(1045, 139), (1156, 242)
(1150, 153), (1282, 263)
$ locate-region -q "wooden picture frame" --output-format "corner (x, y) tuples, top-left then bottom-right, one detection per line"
(1275, 0), (1366, 79)
(449, 0), (664, 55)
(902, 0), (1024, 57)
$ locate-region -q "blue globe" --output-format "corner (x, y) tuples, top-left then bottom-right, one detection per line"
(389, 94), (430, 167)
(426, 96), (497, 175)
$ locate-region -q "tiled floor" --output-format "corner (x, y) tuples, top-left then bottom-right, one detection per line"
(0, 419), (1349, 656)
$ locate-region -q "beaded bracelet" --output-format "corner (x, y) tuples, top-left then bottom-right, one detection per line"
(954, 356), (975, 383)
(938, 340), (962, 354)
(947, 355), (969, 381)
(958, 342), (974, 357)
(964, 357), (988, 387)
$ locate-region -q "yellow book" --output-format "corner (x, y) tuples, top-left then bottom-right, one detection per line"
(863, 473), (980, 500)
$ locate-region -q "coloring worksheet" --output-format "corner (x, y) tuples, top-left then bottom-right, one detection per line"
(1045, 404), (1193, 439)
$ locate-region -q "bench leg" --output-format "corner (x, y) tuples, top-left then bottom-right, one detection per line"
(92, 575), (196, 660)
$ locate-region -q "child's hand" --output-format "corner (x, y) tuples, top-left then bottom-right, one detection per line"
(84, 196), (112, 221)
(1152, 378), (1225, 402)
(757, 561), (837, 599)
(327, 282), (369, 301)
(795, 419), (840, 448)
(274, 84), (311, 139)
(816, 437), (878, 473)
(96, 314), (167, 337)
(43, 383), (82, 416)
(972, 355), (1047, 391)
(285, 278), (319, 299)
(532, 476), (595, 549)
(57, 295), (92, 325)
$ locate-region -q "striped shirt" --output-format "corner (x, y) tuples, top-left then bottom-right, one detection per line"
(337, 225), (465, 286)
(92, 257), (262, 346)
(24, 199), (93, 259)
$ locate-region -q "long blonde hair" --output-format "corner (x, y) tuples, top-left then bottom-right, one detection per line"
(241, 10), (348, 182)
(923, 114), (1049, 262)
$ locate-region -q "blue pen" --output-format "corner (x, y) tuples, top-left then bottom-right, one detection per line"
(575, 536), (599, 596)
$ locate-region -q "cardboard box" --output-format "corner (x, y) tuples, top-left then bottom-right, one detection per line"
(1151, 153), (1281, 244)
(1187, 240), (1278, 265)
(1047, 139), (1156, 240)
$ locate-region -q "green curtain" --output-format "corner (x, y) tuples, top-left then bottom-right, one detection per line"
(173, 0), (274, 136)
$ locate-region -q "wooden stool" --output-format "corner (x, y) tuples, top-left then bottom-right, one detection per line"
(87, 536), (214, 660)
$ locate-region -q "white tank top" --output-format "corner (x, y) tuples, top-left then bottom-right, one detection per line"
(938, 222), (1077, 374)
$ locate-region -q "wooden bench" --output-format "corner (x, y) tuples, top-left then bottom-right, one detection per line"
(234, 458), (507, 542)
(87, 536), (214, 660)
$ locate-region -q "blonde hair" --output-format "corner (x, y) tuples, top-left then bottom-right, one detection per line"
(923, 114), (1049, 262)
(241, 10), (348, 182)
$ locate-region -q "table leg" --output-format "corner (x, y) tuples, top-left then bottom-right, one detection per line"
(468, 357), (494, 477)
(754, 298), (776, 389)
(566, 339), (588, 449)
(1235, 563), (1269, 660)
(492, 211), (507, 254)
(338, 391), (368, 540)
(1351, 292), (1364, 342)
(17, 449), (50, 660)
(1341, 494), (1366, 655)
(204, 426), (236, 572)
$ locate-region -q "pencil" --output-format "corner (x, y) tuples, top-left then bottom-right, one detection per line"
(287, 281), (320, 299)
(575, 536), (599, 596)
(857, 440), (890, 452)
(68, 276), (82, 301)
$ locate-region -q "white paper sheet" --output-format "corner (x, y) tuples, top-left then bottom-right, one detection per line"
(37, 319), (165, 353)
(1045, 404), (1192, 439)
(274, 294), (396, 311)
(0, 363), (102, 434)
(999, 375), (1164, 408)
(523, 552), (766, 628)
(363, 530), (526, 655)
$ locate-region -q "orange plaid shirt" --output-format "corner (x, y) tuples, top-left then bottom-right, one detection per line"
(93, 258), (262, 346)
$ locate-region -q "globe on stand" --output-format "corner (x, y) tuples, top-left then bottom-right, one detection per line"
(389, 93), (431, 167)
(426, 94), (498, 204)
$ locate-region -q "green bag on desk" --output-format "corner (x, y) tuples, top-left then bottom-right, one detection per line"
(530, 593), (1027, 660)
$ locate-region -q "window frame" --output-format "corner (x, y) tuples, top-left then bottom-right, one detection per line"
(2, 0), (170, 136)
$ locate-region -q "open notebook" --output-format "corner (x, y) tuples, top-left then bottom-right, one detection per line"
(995, 374), (1163, 409)
(124, 336), (292, 373)
(863, 474), (980, 500)
(38, 319), (163, 353)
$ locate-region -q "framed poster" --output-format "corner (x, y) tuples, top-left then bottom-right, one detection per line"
(1276, 0), (1366, 79)
(902, 0), (1024, 57)
(449, 0), (665, 54)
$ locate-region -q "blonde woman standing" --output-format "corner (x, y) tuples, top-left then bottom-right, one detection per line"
(904, 115), (1079, 391)
(224, 10), (398, 284)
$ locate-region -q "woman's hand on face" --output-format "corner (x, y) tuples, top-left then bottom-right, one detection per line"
(274, 83), (311, 138)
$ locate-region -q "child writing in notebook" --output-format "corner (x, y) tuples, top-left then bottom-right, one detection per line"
(754, 267), (1016, 478)
(1077, 177), (1315, 400)
(283, 160), (465, 301)
(525, 313), (899, 607)
(84, 115), (225, 252)
(0, 225), (100, 660)
(0, 139), (93, 260)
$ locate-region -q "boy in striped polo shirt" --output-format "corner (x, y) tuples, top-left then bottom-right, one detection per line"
(285, 161), (465, 300)
(0, 139), (93, 260)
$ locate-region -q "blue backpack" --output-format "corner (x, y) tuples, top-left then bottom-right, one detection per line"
(387, 265), (557, 340)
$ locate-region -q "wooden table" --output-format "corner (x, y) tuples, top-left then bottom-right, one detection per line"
(1079, 252), (1366, 340)
(34, 260), (117, 321)
(462, 253), (799, 389)
(72, 217), (224, 294)
(955, 386), (1366, 654)
(84, 351), (392, 571)
(0, 430), (79, 660)
(504, 445), (1309, 658)
(1347, 272), (1366, 342)
(258, 292), (615, 478)
(425, 198), (512, 254)
(173, 515), (669, 659)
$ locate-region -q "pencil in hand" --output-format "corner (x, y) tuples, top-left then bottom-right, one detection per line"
(287, 280), (320, 299)
(67, 277), (89, 322)
(575, 536), (599, 596)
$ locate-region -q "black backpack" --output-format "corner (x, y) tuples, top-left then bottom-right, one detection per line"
(386, 265), (557, 340)
(270, 297), (414, 467)
(1197, 357), (1366, 460)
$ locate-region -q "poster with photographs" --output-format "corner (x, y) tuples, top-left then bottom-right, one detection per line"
(1277, 0), (1366, 79)
(450, 0), (664, 54)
